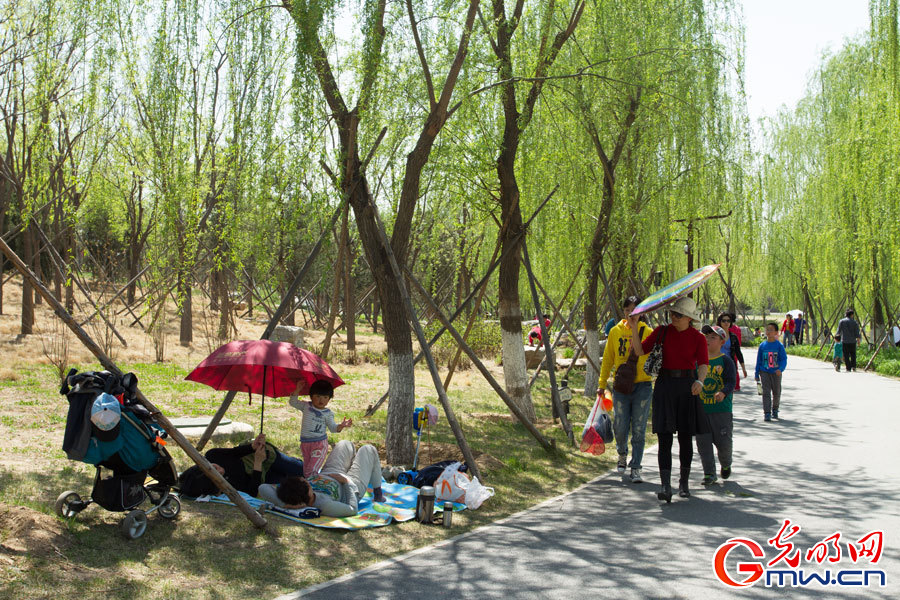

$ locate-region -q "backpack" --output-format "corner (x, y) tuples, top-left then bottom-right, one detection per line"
(613, 325), (646, 395)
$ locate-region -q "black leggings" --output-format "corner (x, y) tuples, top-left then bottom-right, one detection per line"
(657, 430), (694, 475)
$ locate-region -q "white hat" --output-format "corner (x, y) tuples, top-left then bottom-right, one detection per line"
(669, 296), (701, 322)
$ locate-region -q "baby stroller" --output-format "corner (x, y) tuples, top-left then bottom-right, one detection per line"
(55, 369), (180, 539)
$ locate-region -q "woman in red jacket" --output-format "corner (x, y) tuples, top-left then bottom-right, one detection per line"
(781, 314), (795, 347)
(628, 296), (709, 502)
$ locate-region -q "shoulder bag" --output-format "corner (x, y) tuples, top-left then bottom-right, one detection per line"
(613, 325), (645, 394)
(642, 325), (668, 377)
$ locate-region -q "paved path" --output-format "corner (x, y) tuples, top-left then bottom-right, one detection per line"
(279, 356), (899, 599)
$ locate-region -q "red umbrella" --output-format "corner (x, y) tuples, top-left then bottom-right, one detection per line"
(185, 340), (344, 432)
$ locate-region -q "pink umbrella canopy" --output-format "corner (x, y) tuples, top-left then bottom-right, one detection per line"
(185, 339), (344, 398)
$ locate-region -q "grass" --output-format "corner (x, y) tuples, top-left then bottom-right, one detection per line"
(0, 359), (624, 599)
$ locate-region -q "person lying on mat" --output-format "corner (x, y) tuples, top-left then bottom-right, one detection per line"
(258, 440), (386, 517)
(178, 433), (305, 497)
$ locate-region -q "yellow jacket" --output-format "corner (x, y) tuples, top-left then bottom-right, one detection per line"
(598, 319), (653, 389)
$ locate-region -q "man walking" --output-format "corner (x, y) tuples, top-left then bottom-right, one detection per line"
(837, 309), (861, 372)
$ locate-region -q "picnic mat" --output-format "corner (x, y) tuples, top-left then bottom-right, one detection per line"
(193, 480), (465, 530)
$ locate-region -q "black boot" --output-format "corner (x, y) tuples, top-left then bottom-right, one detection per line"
(678, 472), (691, 498)
(658, 469), (672, 503)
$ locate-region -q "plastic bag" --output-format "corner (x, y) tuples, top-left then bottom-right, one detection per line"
(434, 462), (469, 504)
(434, 462), (494, 509)
(581, 394), (614, 455)
(464, 476), (494, 509)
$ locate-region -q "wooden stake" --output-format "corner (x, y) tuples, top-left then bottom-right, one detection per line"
(364, 186), (559, 416)
(406, 268), (555, 452)
(364, 186), (482, 481)
(0, 236), (267, 529)
(521, 241), (574, 446)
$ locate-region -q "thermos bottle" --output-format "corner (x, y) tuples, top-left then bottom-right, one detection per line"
(442, 502), (453, 528)
(416, 486), (435, 524)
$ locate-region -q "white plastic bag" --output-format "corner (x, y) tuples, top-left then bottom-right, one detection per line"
(434, 462), (468, 504)
(434, 461), (495, 509)
(463, 476), (494, 509)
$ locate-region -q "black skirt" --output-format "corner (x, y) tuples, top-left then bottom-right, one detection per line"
(651, 375), (710, 435)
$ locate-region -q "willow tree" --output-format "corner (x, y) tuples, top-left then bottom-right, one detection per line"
(759, 1), (900, 340)
(283, 0), (480, 463)
(531, 0), (747, 398)
(482, 0), (585, 422)
(0, 0), (100, 333)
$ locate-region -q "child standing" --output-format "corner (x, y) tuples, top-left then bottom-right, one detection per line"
(755, 323), (788, 422)
(289, 379), (353, 477)
(831, 334), (843, 371)
(697, 325), (736, 485)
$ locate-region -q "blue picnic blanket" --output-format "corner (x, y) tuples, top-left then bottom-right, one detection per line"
(193, 480), (465, 530)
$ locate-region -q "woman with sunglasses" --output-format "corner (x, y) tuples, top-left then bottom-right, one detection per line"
(627, 296), (709, 502)
(717, 313), (747, 391)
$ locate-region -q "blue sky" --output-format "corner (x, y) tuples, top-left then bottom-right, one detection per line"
(742, 0), (871, 121)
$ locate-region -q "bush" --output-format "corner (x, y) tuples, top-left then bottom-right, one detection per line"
(786, 343), (900, 378)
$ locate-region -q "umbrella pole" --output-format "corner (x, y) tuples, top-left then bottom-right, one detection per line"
(0, 236), (269, 529)
(196, 198), (350, 451)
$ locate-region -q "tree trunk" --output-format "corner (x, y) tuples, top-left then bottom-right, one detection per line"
(498, 193), (534, 421)
(342, 203), (356, 351)
(179, 274), (192, 345)
(217, 265), (230, 340)
(31, 221), (42, 306)
(21, 224), (34, 335)
(872, 250), (884, 344)
(321, 220), (346, 360)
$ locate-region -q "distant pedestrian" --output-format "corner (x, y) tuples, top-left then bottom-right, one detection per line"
(831, 334), (843, 371)
(794, 313), (805, 345)
(780, 314), (795, 347)
(755, 323), (787, 422)
(836, 309), (861, 372)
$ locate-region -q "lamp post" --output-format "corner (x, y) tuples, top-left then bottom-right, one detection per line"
(674, 210), (732, 296)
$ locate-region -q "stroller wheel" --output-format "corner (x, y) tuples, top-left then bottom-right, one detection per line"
(121, 510), (148, 539)
(55, 491), (83, 518)
(158, 495), (181, 520)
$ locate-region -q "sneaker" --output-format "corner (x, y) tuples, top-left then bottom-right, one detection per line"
(764, 413), (771, 422)
(617, 454), (627, 474)
(721, 465), (731, 480)
(630, 468), (643, 483)
(702, 473), (717, 485)
(772, 410), (779, 419)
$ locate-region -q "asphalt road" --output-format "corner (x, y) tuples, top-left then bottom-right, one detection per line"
(277, 355), (899, 599)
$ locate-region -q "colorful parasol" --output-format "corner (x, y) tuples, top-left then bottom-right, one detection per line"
(630, 264), (721, 317)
